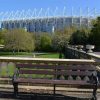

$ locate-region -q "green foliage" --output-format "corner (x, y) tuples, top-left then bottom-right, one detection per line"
(40, 33), (52, 51)
(34, 33), (41, 51)
(52, 26), (76, 51)
(33, 32), (52, 52)
(52, 33), (67, 51)
(89, 17), (100, 50)
(0, 17), (100, 52)
(36, 53), (60, 58)
(70, 28), (90, 45)
(4, 29), (35, 52)
(0, 29), (7, 45)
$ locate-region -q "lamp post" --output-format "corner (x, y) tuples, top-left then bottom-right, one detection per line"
(24, 27), (27, 32)
(52, 26), (55, 33)
(0, 45), (4, 55)
(0, 45), (4, 49)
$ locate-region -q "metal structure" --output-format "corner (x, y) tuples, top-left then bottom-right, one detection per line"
(0, 7), (100, 33)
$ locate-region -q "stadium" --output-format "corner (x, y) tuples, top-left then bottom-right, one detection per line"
(0, 7), (98, 33)
(1, 17), (91, 33)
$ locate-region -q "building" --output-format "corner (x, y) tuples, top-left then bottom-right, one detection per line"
(1, 17), (91, 33)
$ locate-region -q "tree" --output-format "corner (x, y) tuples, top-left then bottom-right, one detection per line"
(40, 33), (52, 52)
(33, 33), (41, 51)
(4, 29), (35, 52)
(52, 26), (76, 51)
(0, 29), (7, 45)
(70, 28), (90, 45)
(89, 17), (100, 50)
(52, 26), (76, 58)
(33, 32), (52, 52)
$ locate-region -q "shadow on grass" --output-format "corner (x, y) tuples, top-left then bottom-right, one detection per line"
(0, 91), (91, 100)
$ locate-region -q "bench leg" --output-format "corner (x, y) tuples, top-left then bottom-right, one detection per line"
(13, 83), (18, 97)
(92, 85), (97, 100)
(53, 84), (56, 95)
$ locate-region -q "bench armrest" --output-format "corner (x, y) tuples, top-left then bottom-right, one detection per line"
(12, 68), (19, 81)
(90, 71), (99, 86)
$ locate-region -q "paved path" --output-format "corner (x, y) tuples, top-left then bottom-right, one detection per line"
(0, 84), (100, 99)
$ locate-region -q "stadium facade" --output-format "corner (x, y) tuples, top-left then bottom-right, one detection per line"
(1, 17), (91, 33)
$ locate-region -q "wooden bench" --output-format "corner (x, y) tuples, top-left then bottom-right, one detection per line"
(12, 63), (99, 99)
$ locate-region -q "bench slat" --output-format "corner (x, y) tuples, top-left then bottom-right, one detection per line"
(56, 70), (92, 76)
(19, 69), (55, 75)
(19, 69), (92, 76)
(19, 69), (93, 76)
(16, 64), (96, 71)
(14, 78), (93, 86)
(56, 65), (96, 70)
(16, 64), (56, 69)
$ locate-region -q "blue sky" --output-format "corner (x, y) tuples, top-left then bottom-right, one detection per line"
(0, 0), (100, 16)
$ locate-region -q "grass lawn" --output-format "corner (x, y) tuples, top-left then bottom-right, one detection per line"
(0, 52), (64, 58)
(35, 53), (61, 58)
(0, 52), (33, 56)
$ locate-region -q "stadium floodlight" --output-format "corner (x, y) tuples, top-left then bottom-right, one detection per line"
(0, 7), (99, 33)
(37, 8), (43, 18)
(71, 7), (74, 17)
(63, 6), (66, 17)
(34, 8), (37, 19)
(20, 10), (25, 20)
(53, 7), (58, 17)
(12, 10), (19, 20)
(0, 7), (99, 22)
(7, 11), (14, 21)
(25, 9), (32, 19)
(45, 8), (50, 18)
(2, 11), (9, 21)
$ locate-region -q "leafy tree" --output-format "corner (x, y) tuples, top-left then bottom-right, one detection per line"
(52, 26), (76, 58)
(89, 17), (100, 50)
(33, 33), (41, 51)
(33, 32), (52, 52)
(70, 28), (90, 45)
(52, 26), (76, 51)
(40, 33), (52, 51)
(4, 29), (35, 52)
(0, 29), (7, 45)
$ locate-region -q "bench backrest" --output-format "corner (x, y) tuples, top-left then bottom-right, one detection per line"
(16, 63), (97, 81)
(16, 64), (56, 79)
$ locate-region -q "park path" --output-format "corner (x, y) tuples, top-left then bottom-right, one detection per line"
(1, 84), (100, 99)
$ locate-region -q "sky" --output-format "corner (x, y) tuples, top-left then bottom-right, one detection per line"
(0, 0), (100, 16)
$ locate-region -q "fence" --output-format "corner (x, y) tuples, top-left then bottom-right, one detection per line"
(64, 46), (100, 60)
(0, 57), (99, 84)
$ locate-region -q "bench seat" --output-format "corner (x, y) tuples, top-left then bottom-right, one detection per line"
(14, 78), (93, 86)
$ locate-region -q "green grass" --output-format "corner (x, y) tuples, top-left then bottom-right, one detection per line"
(35, 53), (60, 58)
(0, 52), (33, 56)
(0, 63), (16, 77)
(0, 52), (64, 58)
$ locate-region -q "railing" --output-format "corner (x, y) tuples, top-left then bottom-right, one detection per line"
(64, 46), (100, 60)
(64, 46), (91, 59)
(87, 53), (100, 60)
(0, 57), (99, 83)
